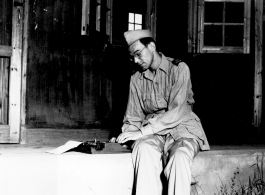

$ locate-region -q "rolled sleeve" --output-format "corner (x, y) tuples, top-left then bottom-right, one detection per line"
(140, 125), (154, 136)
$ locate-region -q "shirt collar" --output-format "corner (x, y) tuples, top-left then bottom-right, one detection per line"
(158, 53), (169, 74)
(139, 53), (169, 80)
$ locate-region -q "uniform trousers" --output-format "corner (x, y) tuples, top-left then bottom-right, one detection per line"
(131, 134), (199, 195)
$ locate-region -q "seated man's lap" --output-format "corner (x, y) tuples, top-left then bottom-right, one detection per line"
(132, 134), (166, 154)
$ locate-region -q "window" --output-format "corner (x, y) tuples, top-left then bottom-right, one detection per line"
(188, 0), (251, 53)
(81, 0), (112, 38)
(81, 0), (157, 45)
(128, 13), (143, 30)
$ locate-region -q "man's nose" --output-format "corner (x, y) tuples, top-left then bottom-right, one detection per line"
(134, 57), (141, 64)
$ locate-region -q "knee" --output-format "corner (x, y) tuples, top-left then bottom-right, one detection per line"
(168, 148), (190, 164)
(132, 135), (164, 157)
(133, 139), (154, 154)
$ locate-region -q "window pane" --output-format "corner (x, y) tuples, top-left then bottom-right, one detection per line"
(128, 23), (134, 30)
(135, 24), (142, 30)
(129, 13), (134, 23)
(204, 25), (223, 46)
(225, 25), (243, 46)
(225, 2), (244, 23)
(135, 14), (142, 24)
(204, 2), (223, 23)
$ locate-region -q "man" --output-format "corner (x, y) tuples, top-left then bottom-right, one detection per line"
(111, 29), (210, 195)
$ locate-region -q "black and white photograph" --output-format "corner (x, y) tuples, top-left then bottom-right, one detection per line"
(0, 0), (264, 195)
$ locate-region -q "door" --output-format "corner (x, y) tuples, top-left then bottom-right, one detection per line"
(0, 0), (23, 143)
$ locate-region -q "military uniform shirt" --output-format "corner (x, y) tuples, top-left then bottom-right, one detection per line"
(122, 54), (210, 151)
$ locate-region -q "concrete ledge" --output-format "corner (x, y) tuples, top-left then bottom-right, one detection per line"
(192, 146), (265, 195)
(0, 144), (264, 195)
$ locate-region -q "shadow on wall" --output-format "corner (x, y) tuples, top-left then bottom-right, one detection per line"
(186, 53), (258, 145)
(105, 45), (135, 139)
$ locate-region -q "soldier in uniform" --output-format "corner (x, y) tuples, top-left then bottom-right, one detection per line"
(111, 29), (210, 195)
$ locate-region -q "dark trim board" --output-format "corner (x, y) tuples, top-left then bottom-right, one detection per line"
(20, 127), (111, 145)
(0, 45), (12, 57)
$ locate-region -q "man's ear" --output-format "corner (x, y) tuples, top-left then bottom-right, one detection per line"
(147, 42), (156, 52)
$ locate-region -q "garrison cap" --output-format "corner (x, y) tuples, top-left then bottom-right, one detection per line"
(124, 29), (153, 47)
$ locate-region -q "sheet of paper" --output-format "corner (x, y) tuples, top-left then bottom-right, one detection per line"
(46, 140), (83, 154)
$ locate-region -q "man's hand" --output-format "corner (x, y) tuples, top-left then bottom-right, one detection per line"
(116, 130), (143, 144)
(109, 137), (117, 143)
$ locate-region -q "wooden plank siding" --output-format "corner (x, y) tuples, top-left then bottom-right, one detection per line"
(0, 57), (9, 125)
(0, 125), (10, 142)
(0, 0), (12, 143)
(21, 128), (110, 145)
(25, 0), (116, 130)
(21, 0), (29, 127)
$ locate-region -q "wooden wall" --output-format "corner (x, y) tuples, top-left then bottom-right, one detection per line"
(24, 0), (263, 144)
(26, 0), (131, 131)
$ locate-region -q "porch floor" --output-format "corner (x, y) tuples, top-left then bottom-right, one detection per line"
(0, 144), (265, 195)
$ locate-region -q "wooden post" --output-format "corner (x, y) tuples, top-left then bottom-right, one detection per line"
(9, 0), (23, 143)
(151, 0), (157, 40)
(188, 0), (198, 53)
(254, 0), (263, 130)
(20, 0), (29, 144)
(188, 0), (193, 53)
(106, 0), (113, 43)
(244, 0), (251, 54)
(96, 0), (101, 32)
(146, 0), (157, 39)
(197, 0), (203, 53)
(81, 0), (90, 35)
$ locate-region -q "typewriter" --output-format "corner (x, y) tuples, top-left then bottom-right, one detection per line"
(74, 139), (131, 154)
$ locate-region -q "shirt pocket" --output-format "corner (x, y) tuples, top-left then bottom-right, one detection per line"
(143, 98), (153, 113)
(156, 94), (167, 109)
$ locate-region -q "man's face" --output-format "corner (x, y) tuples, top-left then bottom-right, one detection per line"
(130, 41), (153, 71)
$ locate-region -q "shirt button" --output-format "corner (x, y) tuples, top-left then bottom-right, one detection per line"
(155, 82), (158, 85)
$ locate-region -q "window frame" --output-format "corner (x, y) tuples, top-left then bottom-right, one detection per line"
(188, 0), (251, 54)
(128, 13), (143, 30)
(81, 0), (113, 39)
